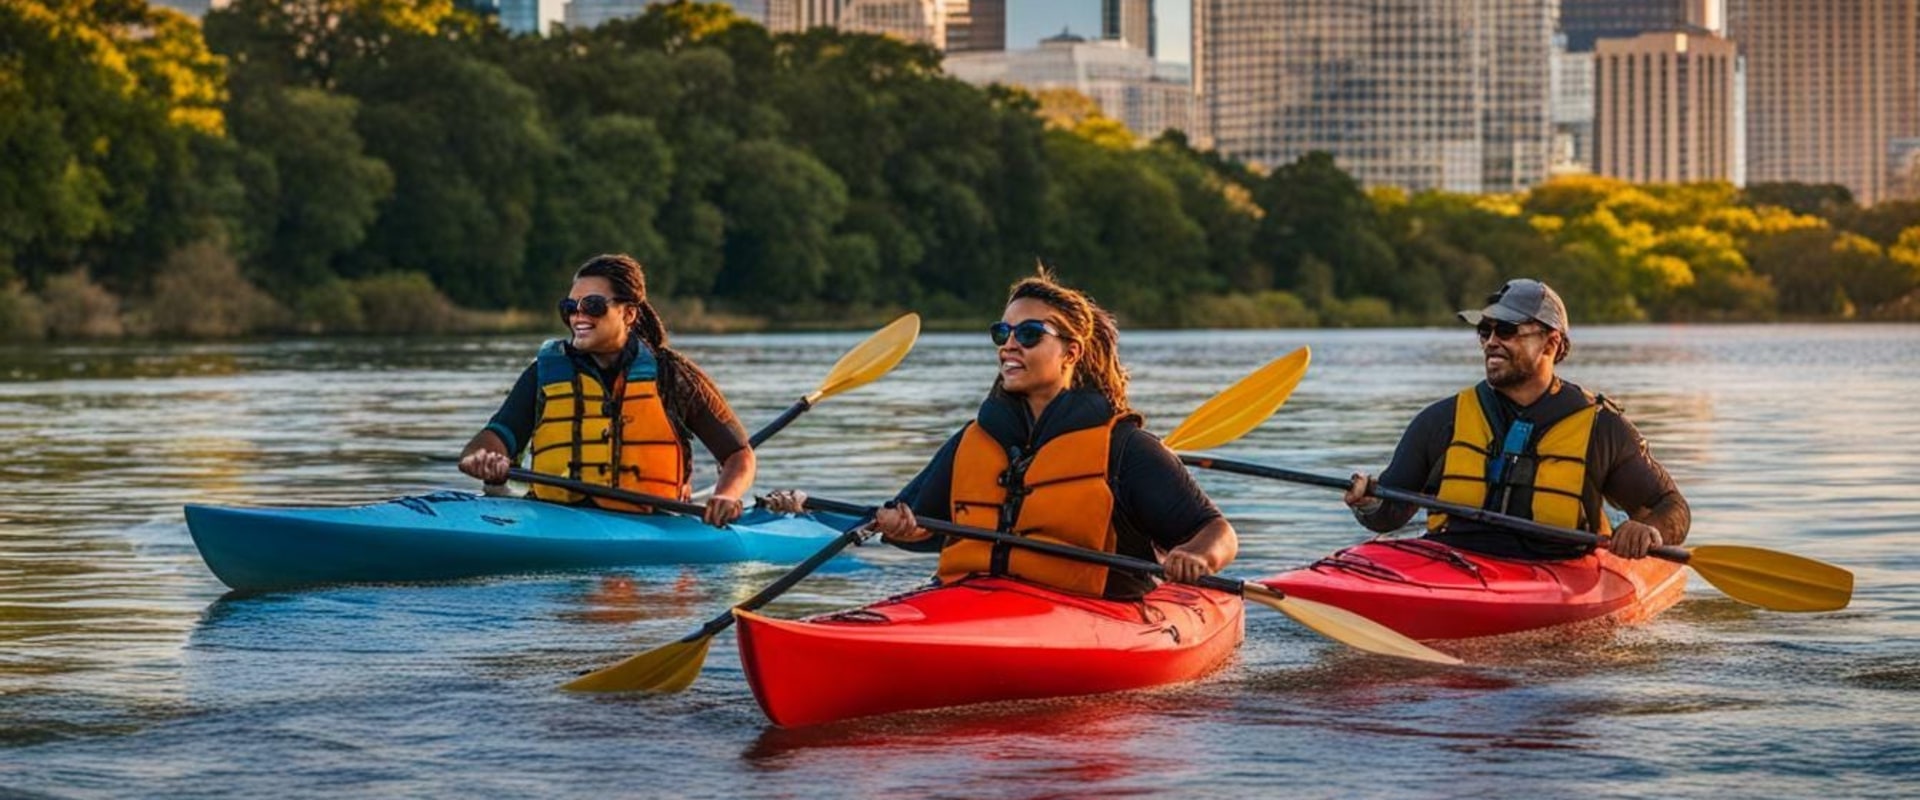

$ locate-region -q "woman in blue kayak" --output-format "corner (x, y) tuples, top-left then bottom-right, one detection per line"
(772, 269), (1237, 598)
(458, 254), (755, 527)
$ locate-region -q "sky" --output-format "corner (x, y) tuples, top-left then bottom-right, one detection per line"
(1005, 0), (1191, 64)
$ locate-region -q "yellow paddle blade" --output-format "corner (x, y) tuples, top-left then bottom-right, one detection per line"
(1243, 584), (1462, 665)
(1163, 347), (1311, 452)
(562, 636), (713, 693)
(805, 313), (921, 404)
(1687, 545), (1855, 612)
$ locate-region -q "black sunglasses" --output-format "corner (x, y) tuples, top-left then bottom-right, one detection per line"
(990, 320), (1061, 348)
(1476, 319), (1547, 341)
(557, 294), (623, 323)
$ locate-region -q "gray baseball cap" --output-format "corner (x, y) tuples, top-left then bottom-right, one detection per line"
(1457, 279), (1569, 334)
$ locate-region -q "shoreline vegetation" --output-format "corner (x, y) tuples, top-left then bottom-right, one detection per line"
(5, 2), (1920, 343)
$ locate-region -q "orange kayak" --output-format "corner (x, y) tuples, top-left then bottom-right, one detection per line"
(736, 576), (1244, 727)
(1258, 538), (1687, 640)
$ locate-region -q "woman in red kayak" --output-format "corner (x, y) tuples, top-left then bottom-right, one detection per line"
(457, 253), (755, 527)
(776, 269), (1238, 597)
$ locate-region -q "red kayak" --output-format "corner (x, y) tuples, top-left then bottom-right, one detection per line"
(736, 576), (1245, 727)
(1258, 538), (1686, 640)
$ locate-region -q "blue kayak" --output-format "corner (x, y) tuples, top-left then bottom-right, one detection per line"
(184, 490), (860, 593)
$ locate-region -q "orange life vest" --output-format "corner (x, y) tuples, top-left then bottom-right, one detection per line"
(936, 414), (1124, 597)
(528, 339), (688, 510)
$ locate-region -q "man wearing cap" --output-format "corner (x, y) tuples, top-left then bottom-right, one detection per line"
(1342, 279), (1689, 559)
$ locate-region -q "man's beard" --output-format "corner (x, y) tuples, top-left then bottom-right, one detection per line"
(1485, 351), (1538, 388)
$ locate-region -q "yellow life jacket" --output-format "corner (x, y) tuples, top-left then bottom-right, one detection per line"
(528, 339), (688, 511)
(936, 415), (1124, 597)
(1431, 384), (1607, 534)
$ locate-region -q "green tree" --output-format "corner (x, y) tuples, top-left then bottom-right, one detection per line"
(715, 139), (848, 308)
(205, 0), (469, 90)
(1831, 232), (1917, 312)
(526, 114), (674, 289)
(1748, 226), (1849, 316)
(225, 85), (393, 295)
(1, 0), (228, 288)
(342, 40), (555, 307)
(1254, 152), (1399, 309)
(1743, 182), (1855, 220)
(1038, 131), (1207, 323)
(1144, 134), (1259, 295)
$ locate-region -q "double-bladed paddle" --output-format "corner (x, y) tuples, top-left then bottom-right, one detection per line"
(744, 313), (921, 448)
(559, 346), (1450, 692)
(794, 494), (1461, 666)
(510, 465), (878, 693)
(1178, 454), (1855, 613)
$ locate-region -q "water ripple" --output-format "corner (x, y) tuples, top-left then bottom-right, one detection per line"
(2, 325), (1916, 798)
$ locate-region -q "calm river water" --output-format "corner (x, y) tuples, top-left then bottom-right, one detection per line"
(2, 325), (1915, 798)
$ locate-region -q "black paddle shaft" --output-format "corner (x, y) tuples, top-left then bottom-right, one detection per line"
(748, 399), (814, 449)
(1178, 454), (1693, 564)
(800, 496), (1252, 597)
(677, 519), (877, 642)
(504, 468), (708, 516)
(507, 468), (881, 640)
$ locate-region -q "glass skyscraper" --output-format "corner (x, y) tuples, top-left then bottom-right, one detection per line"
(1194, 0), (1553, 193)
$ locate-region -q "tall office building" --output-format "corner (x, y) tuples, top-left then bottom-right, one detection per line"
(1732, 0), (1920, 203)
(768, 0), (837, 31)
(501, 0), (565, 34)
(837, 0), (944, 48)
(944, 0), (1005, 52)
(1101, 0), (1154, 58)
(1551, 45), (1596, 173)
(769, 0), (982, 51)
(945, 32), (1191, 138)
(1193, 0), (1554, 193)
(1561, 0), (1716, 52)
(1593, 32), (1736, 182)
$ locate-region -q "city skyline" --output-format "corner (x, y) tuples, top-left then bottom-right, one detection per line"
(1008, 0), (1190, 64)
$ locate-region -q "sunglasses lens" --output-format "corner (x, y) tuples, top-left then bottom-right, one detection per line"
(991, 321), (1054, 348)
(1477, 321), (1524, 340)
(560, 295), (616, 322)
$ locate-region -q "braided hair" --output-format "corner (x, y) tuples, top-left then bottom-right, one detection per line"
(1004, 266), (1132, 418)
(572, 254), (722, 422)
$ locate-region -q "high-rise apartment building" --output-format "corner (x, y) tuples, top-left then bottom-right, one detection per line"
(1551, 46), (1596, 173)
(1594, 32), (1737, 182)
(837, 0), (944, 48)
(1561, 0), (1716, 52)
(945, 32), (1190, 139)
(1732, 0), (1920, 203)
(1101, 0), (1154, 58)
(769, 0), (994, 51)
(945, 0), (1005, 52)
(1193, 0), (1553, 193)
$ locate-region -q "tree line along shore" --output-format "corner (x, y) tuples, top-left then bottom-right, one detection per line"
(5, 0), (1919, 341)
